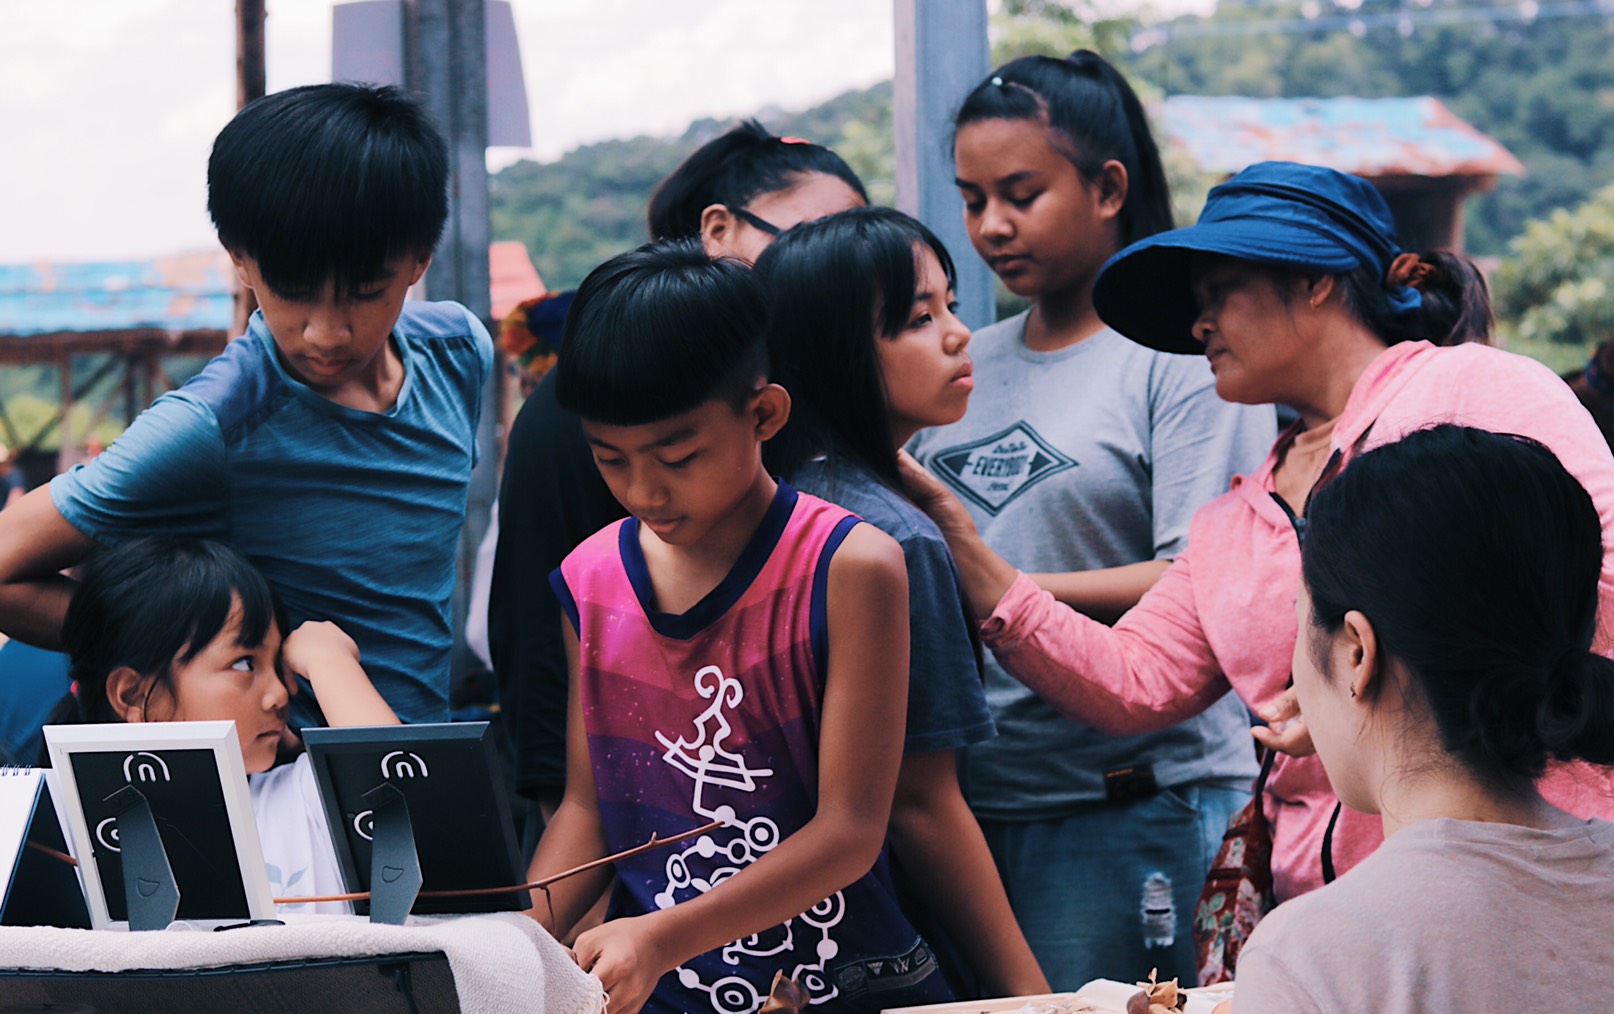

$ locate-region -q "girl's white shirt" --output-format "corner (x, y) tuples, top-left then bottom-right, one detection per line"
(250, 752), (352, 915)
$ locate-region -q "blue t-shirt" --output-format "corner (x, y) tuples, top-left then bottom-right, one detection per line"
(0, 641), (71, 765)
(51, 301), (493, 724)
(789, 455), (995, 755)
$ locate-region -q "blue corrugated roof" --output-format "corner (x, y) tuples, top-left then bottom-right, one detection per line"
(0, 251), (235, 337)
(1160, 95), (1524, 178)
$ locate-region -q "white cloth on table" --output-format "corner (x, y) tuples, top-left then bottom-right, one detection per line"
(0, 912), (605, 1014)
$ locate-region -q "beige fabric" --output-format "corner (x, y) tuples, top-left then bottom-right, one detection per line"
(1234, 817), (1614, 1013)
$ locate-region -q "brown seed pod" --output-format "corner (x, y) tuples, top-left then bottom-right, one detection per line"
(757, 971), (809, 1014)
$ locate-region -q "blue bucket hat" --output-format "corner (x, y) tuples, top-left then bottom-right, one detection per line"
(1093, 161), (1419, 354)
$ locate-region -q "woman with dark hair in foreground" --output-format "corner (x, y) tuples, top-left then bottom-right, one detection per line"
(1235, 425), (1614, 1012)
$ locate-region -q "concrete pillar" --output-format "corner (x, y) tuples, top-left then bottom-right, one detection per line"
(403, 0), (499, 693)
(893, 0), (995, 330)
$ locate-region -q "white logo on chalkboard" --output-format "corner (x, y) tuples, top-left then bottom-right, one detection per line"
(380, 751), (429, 779)
(122, 752), (170, 784)
(353, 810), (376, 842)
(96, 816), (121, 852)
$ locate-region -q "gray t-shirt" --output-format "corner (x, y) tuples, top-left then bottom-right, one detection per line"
(907, 314), (1274, 817)
(1235, 817), (1614, 1013)
(791, 455), (996, 755)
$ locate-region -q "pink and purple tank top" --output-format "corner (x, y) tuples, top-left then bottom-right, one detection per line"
(553, 482), (951, 1013)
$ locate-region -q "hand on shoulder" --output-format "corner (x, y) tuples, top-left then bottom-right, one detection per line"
(895, 449), (979, 541)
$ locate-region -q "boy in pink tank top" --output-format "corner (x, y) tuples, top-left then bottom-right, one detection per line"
(527, 240), (954, 1014)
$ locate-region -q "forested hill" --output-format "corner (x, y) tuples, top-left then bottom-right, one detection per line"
(489, 84), (893, 294)
(1137, 0), (1614, 256)
(490, 0), (1614, 293)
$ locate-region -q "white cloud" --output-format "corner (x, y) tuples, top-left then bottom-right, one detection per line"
(515, 0), (893, 158)
(0, 0), (907, 260)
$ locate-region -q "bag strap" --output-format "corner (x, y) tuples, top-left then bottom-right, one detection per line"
(1250, 746), (1276, 817)
(1320, 801), (1343, 884)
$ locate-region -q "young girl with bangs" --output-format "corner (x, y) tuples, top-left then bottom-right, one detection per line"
(755, 206), (1047, 998)
(48, 537), (397, 913)
(904, 51), (1275, 987)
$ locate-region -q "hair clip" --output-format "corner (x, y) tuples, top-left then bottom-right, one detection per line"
(990, 76), (1005, 87)
(779, 136), (810, 145)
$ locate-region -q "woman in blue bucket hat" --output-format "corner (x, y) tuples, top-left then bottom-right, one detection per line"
(900, 160), (1614, 916)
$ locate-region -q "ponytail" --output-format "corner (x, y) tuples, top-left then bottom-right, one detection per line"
(1336, 249), (1494, 347)
(1534, 650), (1614, 767)
(646, 119), (867, 241)
(954, 50), (1172, 245)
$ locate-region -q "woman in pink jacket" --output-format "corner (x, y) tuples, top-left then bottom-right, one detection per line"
(903, 160), (1614, 902)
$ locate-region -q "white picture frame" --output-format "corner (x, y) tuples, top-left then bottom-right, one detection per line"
(44, 721), (275, 930)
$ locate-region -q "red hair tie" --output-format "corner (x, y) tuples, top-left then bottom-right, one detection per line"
(1386, 252), (1438, 291)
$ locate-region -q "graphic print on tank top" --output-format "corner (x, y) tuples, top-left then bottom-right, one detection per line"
(560, 484), (950, 1013)
(655, 662), (848, 1011)
(927, 421), (1077, 515)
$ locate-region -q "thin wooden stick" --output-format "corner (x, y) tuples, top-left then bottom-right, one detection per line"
(272, 819), (725, 906)
(530, 819), (725, 891)
(26, 840), (78, 866)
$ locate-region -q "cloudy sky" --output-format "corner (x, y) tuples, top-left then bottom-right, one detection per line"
(0, 0), (897, 262)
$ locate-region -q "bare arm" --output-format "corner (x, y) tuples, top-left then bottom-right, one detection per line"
(525, 620), (613, 937)
(1026, 560), (1171, 625)
(898, 450), (1236, 734)
(0, 486), (94, 648)
(572, 523), (912, 1014)
(888, 749), (1047, 996)
(280, 621), (399, 726)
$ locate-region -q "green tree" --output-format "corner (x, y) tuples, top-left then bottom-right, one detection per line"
(490, 0), (1614, 297)
(1492, 181), (1614, 366)
(1125, 1), (1614, 256)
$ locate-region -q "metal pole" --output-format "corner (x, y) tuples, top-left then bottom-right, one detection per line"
(403, 0), (496, 693)
(893, 0), (994, 330)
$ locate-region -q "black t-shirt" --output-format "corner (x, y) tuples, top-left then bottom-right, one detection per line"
(489, 370), (625, 795)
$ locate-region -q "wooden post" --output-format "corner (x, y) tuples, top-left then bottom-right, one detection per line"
(57, 355), (74, 474)
(230, 0), (267, 339)
(236, 0), (266, 110)
(893, 0), (994, 330)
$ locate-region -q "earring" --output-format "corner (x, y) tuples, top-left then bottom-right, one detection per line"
(1349, 684), (1357, 699)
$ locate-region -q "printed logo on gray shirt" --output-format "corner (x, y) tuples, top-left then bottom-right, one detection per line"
(929, 422), (1077, 515)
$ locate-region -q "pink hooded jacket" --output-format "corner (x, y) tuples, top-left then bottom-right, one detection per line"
(980, 339), (1614, 901)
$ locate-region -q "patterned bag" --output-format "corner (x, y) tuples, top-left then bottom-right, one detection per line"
(1193, 748), (1276, 985)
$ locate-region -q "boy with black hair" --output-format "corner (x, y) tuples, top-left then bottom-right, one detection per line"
(0, 83), (492, 725)
(529, 239), (953, 1014)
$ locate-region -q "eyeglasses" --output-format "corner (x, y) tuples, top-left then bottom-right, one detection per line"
(729, 206), (781, 236)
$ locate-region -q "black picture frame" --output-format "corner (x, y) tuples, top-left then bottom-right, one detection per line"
(302, 722), (526, 919)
